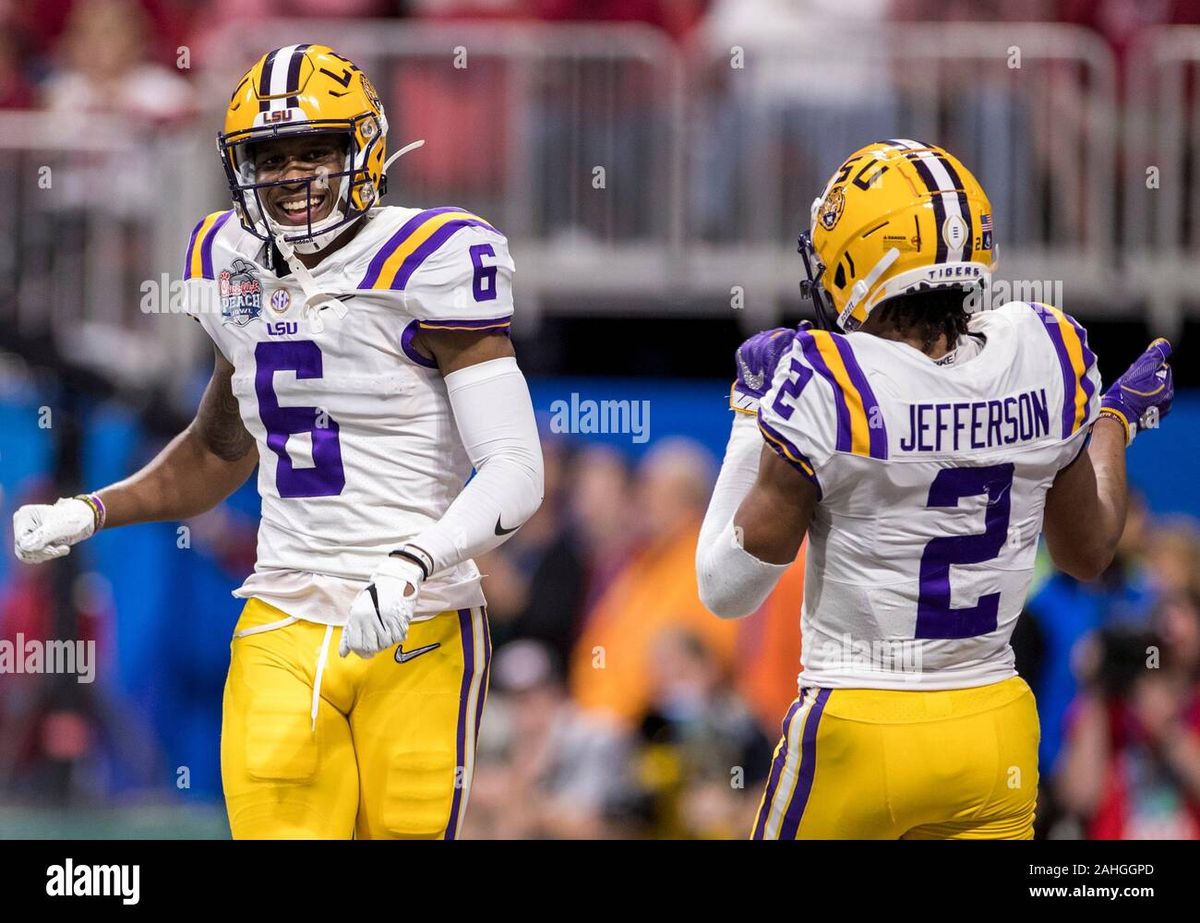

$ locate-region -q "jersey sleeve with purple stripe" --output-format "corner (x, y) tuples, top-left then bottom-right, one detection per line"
(358, 207), (515, 331)
(183, 210), (234, 281)
(1025, 301), (1101, 441)
(757, 328), (891, 494)
(181, 210), (235, 327)
(757, 338), (828, 492)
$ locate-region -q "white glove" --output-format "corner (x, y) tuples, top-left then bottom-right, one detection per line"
(339, 553), (426, 659)
(13, 497), (98, 564)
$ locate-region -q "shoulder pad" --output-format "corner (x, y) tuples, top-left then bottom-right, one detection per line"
(183, 210), (235, 281)
(1024, 302), (1101, 439)
(758, 329), (889, 488)
(357, 206), (514, 329)
(356, 207), (502, 291)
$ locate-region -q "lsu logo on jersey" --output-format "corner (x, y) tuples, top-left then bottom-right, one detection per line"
(219, 258), (262, 326)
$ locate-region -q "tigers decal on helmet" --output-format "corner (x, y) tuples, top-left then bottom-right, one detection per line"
(798, 140), (998, 332)
(218, 44), (392, 254)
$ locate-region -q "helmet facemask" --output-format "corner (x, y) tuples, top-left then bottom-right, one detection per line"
(797, 230), (842, 331)
(219, 115), (385, 255)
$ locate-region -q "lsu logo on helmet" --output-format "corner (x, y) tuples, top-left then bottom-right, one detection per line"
(218, 44), (391, 253)
(818, 186), (846, 231)
(798, 140), (997, 332)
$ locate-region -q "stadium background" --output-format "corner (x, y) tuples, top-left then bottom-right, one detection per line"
(2, 0), (1200, 839)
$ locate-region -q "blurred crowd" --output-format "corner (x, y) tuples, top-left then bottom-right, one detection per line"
(1026, 498), (1200, 839)
(2, 0), (1196, 257)
(465, 435), (798, 838)
(4, 0), (1200, 122)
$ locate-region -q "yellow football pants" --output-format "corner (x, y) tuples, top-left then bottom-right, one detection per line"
(220, 598), (490, 839)
(752, 675), (1039, 839)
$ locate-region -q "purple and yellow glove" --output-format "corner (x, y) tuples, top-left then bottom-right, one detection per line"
(731, 321), (812, 414)
(1099, 338), (1173, 445)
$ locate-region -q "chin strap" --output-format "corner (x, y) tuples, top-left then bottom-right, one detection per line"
(267, 139), (426, 334)
(274, 232), (347, 334)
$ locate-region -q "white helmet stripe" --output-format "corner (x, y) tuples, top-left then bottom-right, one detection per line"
(888, 139), (966, 262)
(268, 44), (303, 111)
(917, 153), (966, 262)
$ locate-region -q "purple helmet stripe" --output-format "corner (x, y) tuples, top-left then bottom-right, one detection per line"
(444, 607), (475, 840)
(829, 335), (889, 460)
(1030, 302), (1084, 437)
(285, 44), (310, 108)
(751, 694), (805, 840)
(908, 155), (948, 263)
(257, 48), (279, 111)
(777, 687), (831, 838)
(358, 207), (468, 288)
(797, 331), (853, 453)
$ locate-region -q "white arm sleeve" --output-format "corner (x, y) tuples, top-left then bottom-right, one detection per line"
(403, 356), (544, 576)
(695, 411), (790, 619)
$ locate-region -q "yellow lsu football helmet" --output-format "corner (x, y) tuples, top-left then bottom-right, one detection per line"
(219, 44), (393, 254)
(798, 140), (997, 332)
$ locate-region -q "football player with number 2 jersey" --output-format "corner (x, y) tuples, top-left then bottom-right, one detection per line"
(697, 140), (1174, 839)
(12, 44), (544, 839)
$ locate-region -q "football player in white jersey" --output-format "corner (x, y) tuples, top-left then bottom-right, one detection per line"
(12, 44), (544, 839)
(696, 140), (1175, 839)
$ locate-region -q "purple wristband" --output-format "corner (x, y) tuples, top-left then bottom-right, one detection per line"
(75, 493), (106, 532)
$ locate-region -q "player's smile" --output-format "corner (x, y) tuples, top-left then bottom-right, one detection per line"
(250, 133), (348, 227)
(272, 187), (330, 226)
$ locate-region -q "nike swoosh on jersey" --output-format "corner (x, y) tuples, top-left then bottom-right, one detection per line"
(395, 641), (441, 664)
(495, 516), (519, 536)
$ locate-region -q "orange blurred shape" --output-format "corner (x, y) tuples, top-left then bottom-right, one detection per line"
(734, 548), (806, 736)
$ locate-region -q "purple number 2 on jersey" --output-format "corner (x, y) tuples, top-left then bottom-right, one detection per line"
(255, 340), (346, 498)
(915, 463), (1014, 640)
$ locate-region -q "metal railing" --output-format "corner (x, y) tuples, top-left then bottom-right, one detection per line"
(0, 112), (210, 387)
(2, 20), (1196, 386)
(680, 22), (1119, 328)
(1125, 27), (1200, 334)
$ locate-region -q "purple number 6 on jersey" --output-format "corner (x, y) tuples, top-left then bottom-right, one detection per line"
(470, 243), (497, 302)
(255, 340), (346, 498)
(915, 463), (1014, 640)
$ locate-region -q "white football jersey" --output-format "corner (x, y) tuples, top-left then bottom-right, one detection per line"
(181, 205), (516, 624)
(757, 301), (1101, 689)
